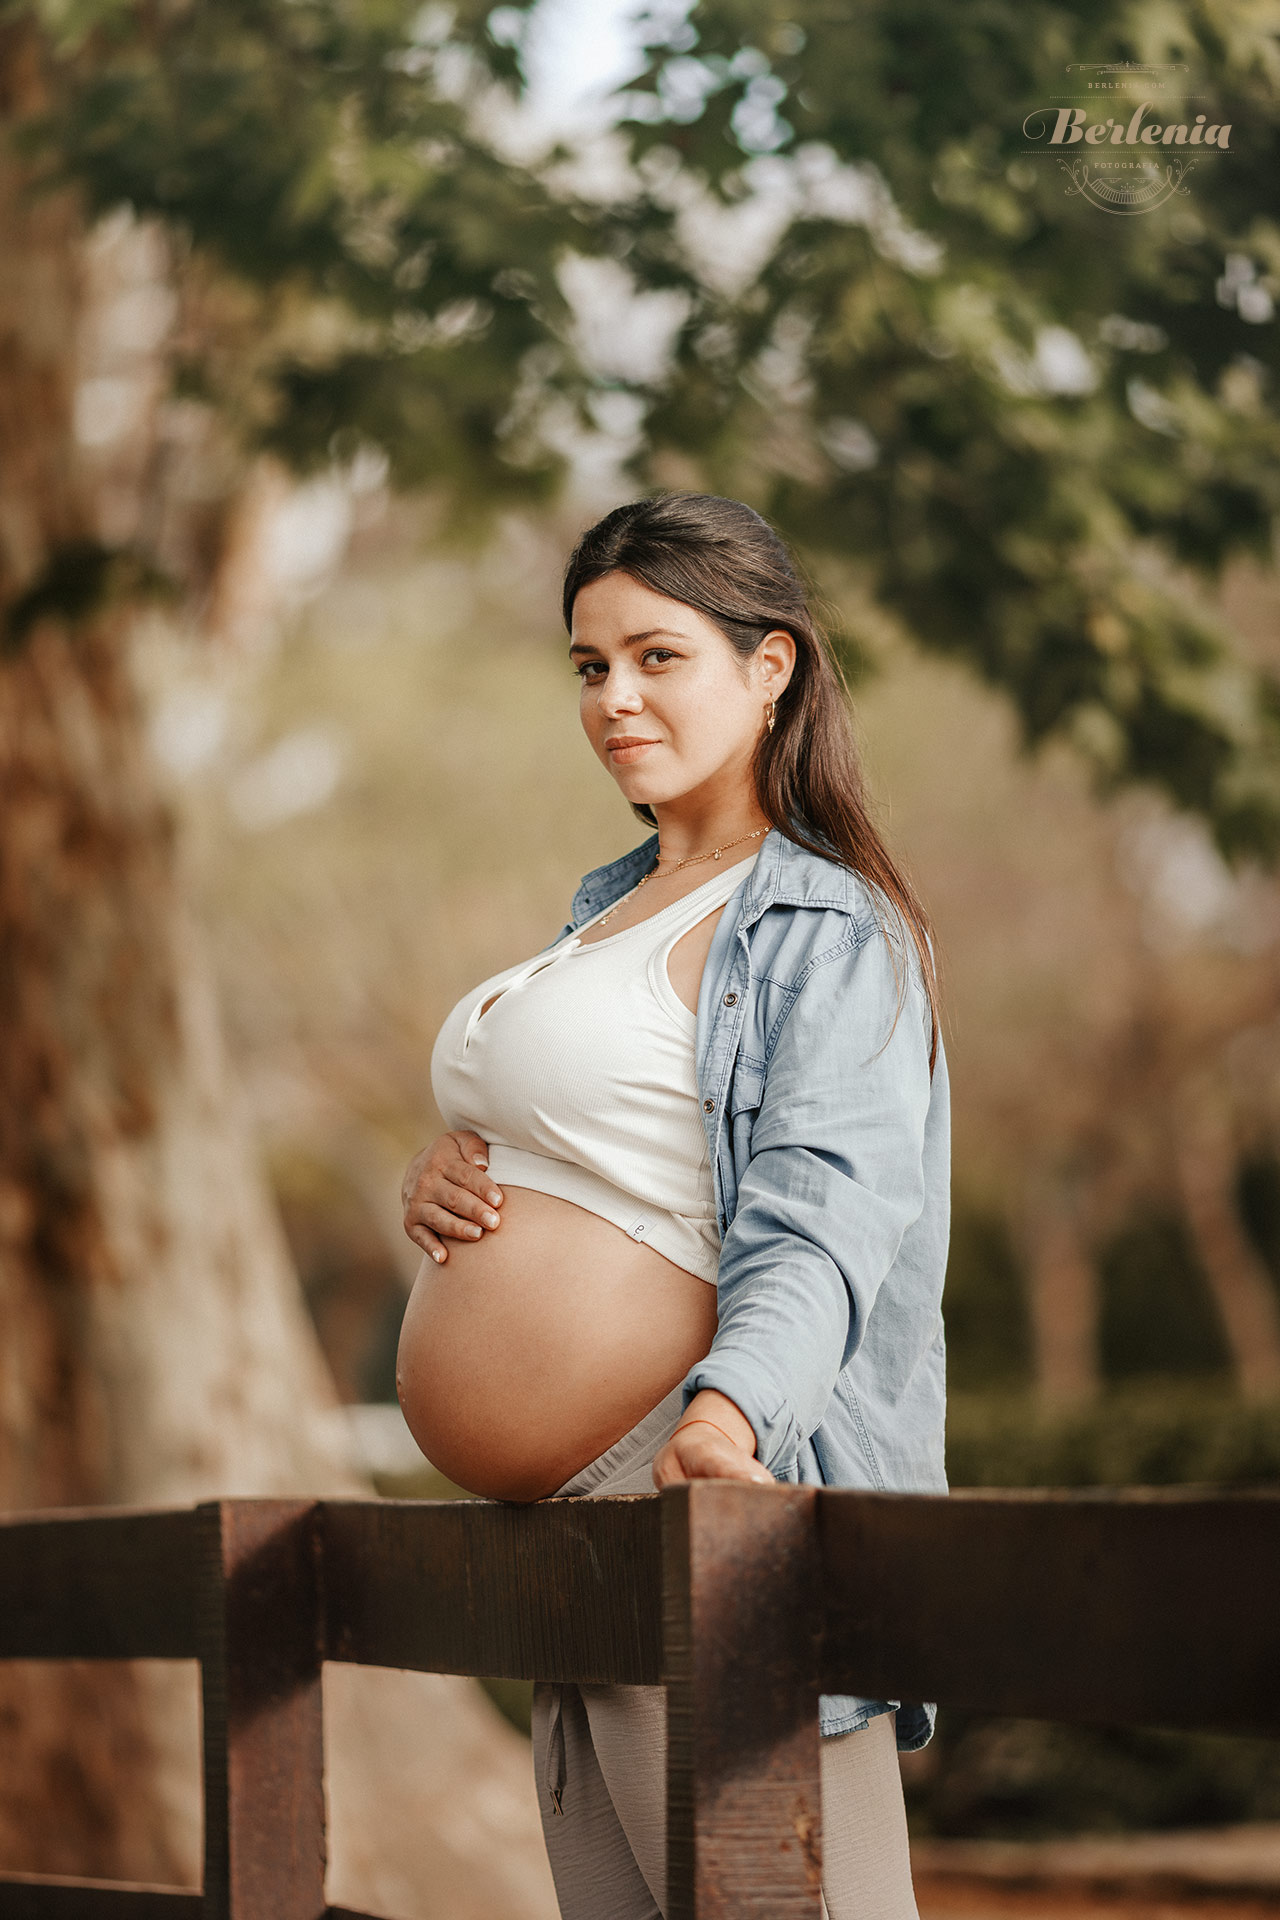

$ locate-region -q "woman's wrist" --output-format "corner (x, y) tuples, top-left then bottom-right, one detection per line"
(677, 1390), (757, 1456)
(678, 1418), (745, 1449)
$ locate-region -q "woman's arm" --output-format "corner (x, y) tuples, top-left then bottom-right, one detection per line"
(677, 911), (937, 1479)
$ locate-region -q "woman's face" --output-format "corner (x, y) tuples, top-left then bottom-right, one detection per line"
(569, 570), (793, 814)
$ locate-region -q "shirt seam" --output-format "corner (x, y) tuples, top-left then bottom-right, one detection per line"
(760, 927), (877, 1065)
(834, 1372), (888, 1492)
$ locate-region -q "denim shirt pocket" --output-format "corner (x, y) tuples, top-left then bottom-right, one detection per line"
(728, 1053), (766, 1115)
(727, 1053), (765, 1150)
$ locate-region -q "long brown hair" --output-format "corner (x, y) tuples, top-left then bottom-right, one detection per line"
(562, 492), (942, 1075)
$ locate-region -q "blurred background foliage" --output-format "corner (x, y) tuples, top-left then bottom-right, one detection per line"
(6, 0), (1280, 1852)
(11, 0), (1280, 845)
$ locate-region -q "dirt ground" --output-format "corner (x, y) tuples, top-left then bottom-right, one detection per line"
(917, 1883), (1280, 1918)
(912, 1824), (1280, 1918)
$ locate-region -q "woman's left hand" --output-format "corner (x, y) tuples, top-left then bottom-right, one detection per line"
(652, 1391), (775, 1489)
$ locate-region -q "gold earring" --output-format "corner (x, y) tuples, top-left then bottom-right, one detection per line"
(765, 697), (777, 734)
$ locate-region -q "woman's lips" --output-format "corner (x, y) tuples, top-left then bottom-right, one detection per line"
(607, 740), (659, 763)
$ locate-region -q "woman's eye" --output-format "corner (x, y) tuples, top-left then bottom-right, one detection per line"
(574, 649), (676, 680)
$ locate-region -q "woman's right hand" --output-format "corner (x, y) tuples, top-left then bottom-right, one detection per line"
(401, 1131), (503, 1264)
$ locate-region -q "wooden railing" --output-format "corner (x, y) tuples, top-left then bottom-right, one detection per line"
(1, 1483), (1278, 1917)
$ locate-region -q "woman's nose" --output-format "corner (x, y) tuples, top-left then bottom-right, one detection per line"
(600, 680), (643, 716)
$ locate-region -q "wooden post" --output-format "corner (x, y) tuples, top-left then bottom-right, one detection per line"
(196, 1501), (326, 1920)
(663, 1483), (823, 1919)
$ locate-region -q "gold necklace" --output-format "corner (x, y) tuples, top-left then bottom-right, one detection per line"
(593, 826), (768, 929)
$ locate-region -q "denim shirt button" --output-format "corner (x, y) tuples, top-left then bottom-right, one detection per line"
(723, 991), (738, 1006)
(702, 1098), (715, 1112)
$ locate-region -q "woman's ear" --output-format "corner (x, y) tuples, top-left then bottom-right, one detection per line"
(759, 628), (796, 698)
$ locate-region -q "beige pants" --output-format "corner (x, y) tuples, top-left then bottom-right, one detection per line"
(531, 1387), (919, 1920)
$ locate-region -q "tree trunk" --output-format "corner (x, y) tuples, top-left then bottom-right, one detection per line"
(1172, 1079), (1280, 1399)
(1021, 1173), (1101, 1409)
(0, 608), (354, 1875)
(0, 41), (556, 1912)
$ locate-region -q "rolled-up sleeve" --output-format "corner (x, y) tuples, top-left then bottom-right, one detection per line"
(681, 914), (935, 1475)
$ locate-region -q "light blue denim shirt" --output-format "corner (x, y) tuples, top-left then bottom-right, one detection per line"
(548, 825), (950, 1748)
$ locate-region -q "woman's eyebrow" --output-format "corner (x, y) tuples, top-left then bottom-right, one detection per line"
(568, 627), (686, 658)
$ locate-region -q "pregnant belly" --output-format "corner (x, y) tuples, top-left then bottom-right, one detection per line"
(395, 1185), (719, 1502)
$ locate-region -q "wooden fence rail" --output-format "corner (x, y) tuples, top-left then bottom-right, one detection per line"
(1, 1483), (1277, 1918)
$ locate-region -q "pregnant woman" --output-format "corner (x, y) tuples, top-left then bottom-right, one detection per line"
(398, 492), (950, 1919)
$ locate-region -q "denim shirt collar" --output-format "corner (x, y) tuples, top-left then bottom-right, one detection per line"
(569, 824), (861, 930)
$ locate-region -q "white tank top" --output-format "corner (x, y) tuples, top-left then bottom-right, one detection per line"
(430, 851), (760, 1283)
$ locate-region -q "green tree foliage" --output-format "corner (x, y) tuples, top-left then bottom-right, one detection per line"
(7, 0), (600, 503)
(605, 0), (1280, 857)
(6, 0), (1280, 852)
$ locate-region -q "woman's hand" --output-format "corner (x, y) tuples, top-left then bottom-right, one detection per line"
(401, 1130), (503, 1264)
(652, 1390), (774, 1490)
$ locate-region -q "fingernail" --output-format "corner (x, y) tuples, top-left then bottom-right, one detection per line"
(432, 1249), (444, 1263)
(473, 1156), (488, 1167)
(486, 1189), (502, 1206)
(484, 1211), (500, 1229)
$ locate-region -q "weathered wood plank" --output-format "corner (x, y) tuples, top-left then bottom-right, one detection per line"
(196, 1502), (325, 1920)
(664, 1482), (823, 1920)
(8, 1482), (1280, 1920)
(0, 1510), (201, 1660)
(0, 1878), (200, 1917)
(819, 1486), (1280, 1735)
(318, 1495), (662, 1684)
